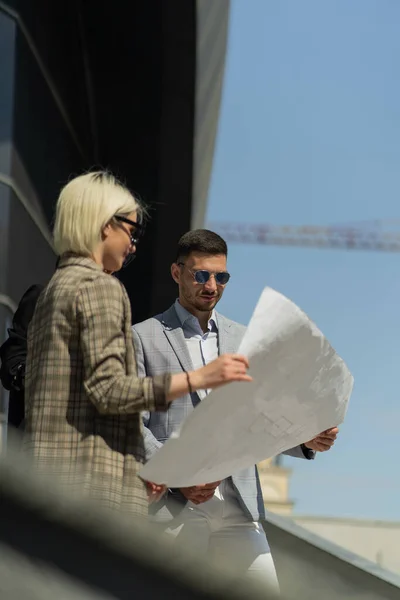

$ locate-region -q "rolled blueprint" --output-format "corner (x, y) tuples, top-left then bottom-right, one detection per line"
(140, 287), (353, 487)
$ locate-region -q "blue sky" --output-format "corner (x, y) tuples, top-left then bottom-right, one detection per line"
(206, 0), (400, 520)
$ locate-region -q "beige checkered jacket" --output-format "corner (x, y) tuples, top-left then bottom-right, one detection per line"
(23, 254), (171, 516)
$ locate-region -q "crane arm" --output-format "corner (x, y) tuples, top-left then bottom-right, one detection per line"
(208, 222), (400, 253)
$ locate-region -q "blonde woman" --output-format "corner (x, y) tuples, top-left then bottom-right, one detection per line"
(23, 171), (251, 516)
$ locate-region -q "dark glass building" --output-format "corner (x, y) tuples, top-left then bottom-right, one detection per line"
(0, 0), (229, 438)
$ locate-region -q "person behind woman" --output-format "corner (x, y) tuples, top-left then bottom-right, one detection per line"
(23, 171), (251, 516)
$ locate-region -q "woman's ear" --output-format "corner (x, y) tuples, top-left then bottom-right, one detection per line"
(102, 223), (112, 240)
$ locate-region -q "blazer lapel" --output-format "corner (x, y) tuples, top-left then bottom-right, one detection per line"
(161, 305), (194, 373)
(216, 312), (236, 355)
(162, 306), (240, 408)
(162, 305), (204, 407)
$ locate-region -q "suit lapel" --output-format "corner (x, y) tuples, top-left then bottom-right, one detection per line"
(162, 307), (239, 407)
(216, 312), (236, 355)
(162, 305), (201, 407)
(161, 305), (194, 373)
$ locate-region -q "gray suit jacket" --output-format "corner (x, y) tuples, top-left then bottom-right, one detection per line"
(133, 303), (312, 522)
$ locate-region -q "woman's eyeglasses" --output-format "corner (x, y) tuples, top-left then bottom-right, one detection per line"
(178, 263), (230, 285)
(114, 214), (144, 267)
(114, 215), (143, 246)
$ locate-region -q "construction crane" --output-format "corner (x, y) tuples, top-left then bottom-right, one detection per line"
(207, 220), (400, 253)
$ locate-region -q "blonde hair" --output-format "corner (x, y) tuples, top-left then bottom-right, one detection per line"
(53, 171), (141, 256)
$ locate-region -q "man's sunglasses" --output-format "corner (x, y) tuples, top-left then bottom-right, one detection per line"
(178, 263), (231, 285)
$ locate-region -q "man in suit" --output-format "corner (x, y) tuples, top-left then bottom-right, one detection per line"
(132, 229), (338, 590)
(0, 284), (44, 429)
(0, 259), (60, 430)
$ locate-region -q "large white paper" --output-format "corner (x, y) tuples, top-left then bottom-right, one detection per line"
(140, 287), (353, 487)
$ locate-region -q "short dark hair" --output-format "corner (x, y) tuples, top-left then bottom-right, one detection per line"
(176, 229), (228, 263)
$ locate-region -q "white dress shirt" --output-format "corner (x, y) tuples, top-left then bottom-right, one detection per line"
(174, 300), (244, 517)
(165, 302), (277, 592)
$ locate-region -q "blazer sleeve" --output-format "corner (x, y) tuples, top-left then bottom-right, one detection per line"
(131, 327), (163, 461)
(77, 277), (171, 415)
(282, 445), (315, 460)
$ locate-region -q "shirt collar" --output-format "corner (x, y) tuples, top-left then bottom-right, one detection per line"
(174, 299), (218, 333)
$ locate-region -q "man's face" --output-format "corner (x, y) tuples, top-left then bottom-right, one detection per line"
(171, 252), (228, 312)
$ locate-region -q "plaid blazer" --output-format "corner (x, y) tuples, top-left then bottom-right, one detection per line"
(133, 304), (311, 522)
(23, 254), (171, 516)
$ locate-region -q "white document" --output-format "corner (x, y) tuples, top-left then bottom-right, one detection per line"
(140, 287), (353, 487)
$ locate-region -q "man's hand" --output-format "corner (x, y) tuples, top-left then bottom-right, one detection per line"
(304, 427), (339, 452)
(180, 481), (221, 505)
(145, 481), (167, 504)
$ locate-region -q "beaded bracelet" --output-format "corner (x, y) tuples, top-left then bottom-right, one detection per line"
(185, 371), (193, 394)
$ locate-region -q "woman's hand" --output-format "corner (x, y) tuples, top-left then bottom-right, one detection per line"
(145, 480), (167, 504)
(167, 354), (251, 403)
(190, 354), (252, 391)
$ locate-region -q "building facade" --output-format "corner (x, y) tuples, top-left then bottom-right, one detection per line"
(259, 460), (400, 576)
(0, 0), (230, 439)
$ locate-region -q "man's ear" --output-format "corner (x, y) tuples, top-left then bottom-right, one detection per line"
(171, 263), (180, 284)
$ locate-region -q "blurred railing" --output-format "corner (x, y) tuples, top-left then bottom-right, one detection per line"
(264, 511), (400, 600)
(0, 445), (280, 600)
(1, 434), (400, 599)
